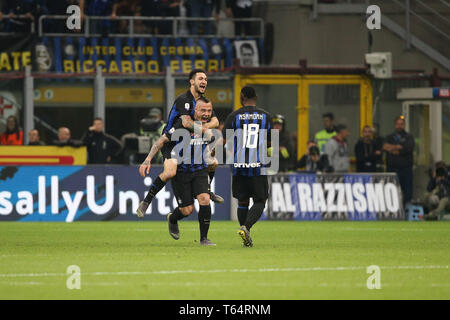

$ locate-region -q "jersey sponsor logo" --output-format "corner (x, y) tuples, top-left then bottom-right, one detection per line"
(233, 162), (262, 168)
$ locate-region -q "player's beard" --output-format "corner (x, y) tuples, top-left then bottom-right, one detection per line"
(195, 83), (206, 95)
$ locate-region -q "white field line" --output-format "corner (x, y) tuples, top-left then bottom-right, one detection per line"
(0, 265), (448, 279)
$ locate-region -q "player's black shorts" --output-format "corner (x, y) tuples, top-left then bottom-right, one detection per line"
(161, 143), (174, 160)
(232, 174), (269, 202)
(171, 169), (209, 207)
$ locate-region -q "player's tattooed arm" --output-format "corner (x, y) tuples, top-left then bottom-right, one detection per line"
(139, 134), (169, 177)
(202, 116), (219, 132)
(181, 115), (195, 131)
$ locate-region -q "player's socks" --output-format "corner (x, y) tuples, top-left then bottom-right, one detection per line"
(198, 205), (212, 240)
(208, 171), (215, 183)
(144, 176), (166, 204)
(237, 205), (249, 226)
(169, 207), (187, 224)
(244, 202), (265, 231)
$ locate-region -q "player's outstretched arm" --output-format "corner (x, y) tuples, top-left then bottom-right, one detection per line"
(139, 134), (169, 177)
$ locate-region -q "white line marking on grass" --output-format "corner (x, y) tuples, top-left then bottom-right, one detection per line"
(0, 265), (447, 278)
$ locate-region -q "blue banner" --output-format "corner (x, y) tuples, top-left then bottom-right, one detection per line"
(34, 37), (261, 73)
(0, 165), (231, 222)
(266, 173), (405, 221)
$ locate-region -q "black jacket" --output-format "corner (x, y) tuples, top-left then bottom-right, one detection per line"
(278, 131), (295, 172)
(52, 139), (83, 147)
(82, 130), (123, 164)
(296, 154), (331, 173)
(384, 131), (415, 169)
(354, 138), (382, 172)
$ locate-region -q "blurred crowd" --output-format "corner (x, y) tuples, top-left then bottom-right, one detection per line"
(0, 0), (255, 35)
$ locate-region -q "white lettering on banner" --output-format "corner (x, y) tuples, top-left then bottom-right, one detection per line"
(119, 191), (140, 215)
(0, 174), (216, 218)
(0, 192), (13, 215)
(283, 183), (296, 212)
(52, 176), (59, 214)
(86, 176), (115, 214)
(16, 191), (33, 215)
(385, 183), (400, 212)
(286, 182), (400, 214)
(271, 183), (286, 212)
(156, 186), (171, 215)
(324, 183), (337, 212)
(62, 191), (84, 223)
(312, 183), (327, 212)
(353, 183), (367, 212)
(38, 176), (46, 214)
(366, 183), (386, 212)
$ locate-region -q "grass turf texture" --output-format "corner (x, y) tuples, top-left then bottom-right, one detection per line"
(0, 221), (449, 300)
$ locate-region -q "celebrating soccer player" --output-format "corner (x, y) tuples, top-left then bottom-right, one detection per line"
(223, 86), (272, 247)
(136, 69), (223, 218)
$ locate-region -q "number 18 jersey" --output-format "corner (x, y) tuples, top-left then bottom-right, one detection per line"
(222, 105), (272, 177)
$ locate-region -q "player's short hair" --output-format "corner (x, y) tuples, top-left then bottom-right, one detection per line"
(93, 117), (103, 122)
(241, 86), (257, 99)
(197, 96), (211, 104)
(189, 69), (206, 80)
(322, 112), (334, 120)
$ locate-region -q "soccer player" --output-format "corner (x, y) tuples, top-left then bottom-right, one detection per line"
(136, 69), (222, 217)
(140, 97), (218, 245)
(222, 86), (272, 247)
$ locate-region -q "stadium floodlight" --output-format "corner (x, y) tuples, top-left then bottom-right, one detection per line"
(365, 52), (392, 79)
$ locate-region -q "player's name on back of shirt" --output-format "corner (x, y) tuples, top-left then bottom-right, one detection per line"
(238, 113), (264, 120)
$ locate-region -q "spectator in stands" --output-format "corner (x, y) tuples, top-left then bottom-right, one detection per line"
(82, 117), (123, 164)
(140, 0), (180, 34)
(52, 127), (83, 147)
(28, 129), (45, 145)
(271, 114), (295, 172)
(296, 141), (331, 173)
(187, 0), (217, 35)
(422, 161), (450, 220)
(383, 116), (415, 204)
(0, 0), (36, 33)
(315, 112), (337, 153)
(225, 0), (253, 36)
(0, 115), (23, 145)
(354, 125), (383, 172)
(79, 0), (119, 36)
(323, 124), (350, 173)
(114, 0), (140, 33)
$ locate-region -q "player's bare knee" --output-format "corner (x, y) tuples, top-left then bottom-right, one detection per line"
(208, 161), (218, 171)
(180, 206), (193, 216)
(197, 193), (210, 206)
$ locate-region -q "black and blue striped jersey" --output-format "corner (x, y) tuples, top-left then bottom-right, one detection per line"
(162, 89), (216, 135)
(165, 119), (211, 173)
(222, 106), (272, 176)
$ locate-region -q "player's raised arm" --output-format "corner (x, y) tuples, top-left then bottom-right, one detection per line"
(139, 134), (170, 177)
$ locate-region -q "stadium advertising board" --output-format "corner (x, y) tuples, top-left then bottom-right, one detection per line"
(0, 166), (231, 221)
(0, 146), (87, 165)
(266, 173), (405, 221)
(35, 37), (263, 73)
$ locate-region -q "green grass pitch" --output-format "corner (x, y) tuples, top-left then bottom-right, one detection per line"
(0, 221), (449, 300)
